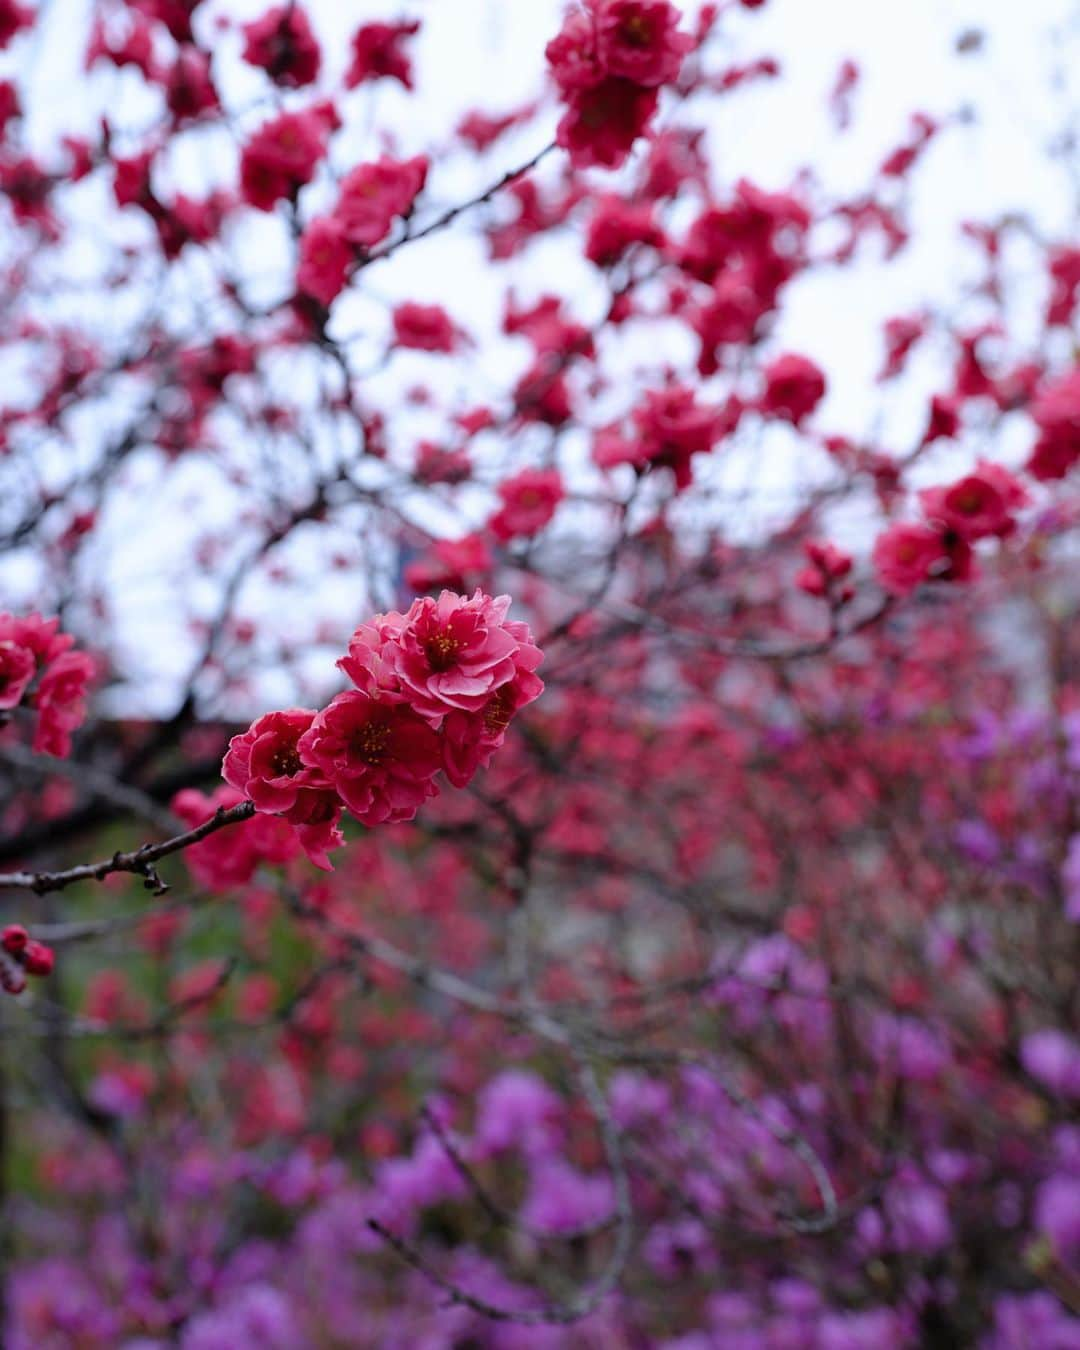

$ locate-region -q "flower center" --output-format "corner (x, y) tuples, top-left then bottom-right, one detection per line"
(426, 630), (463, 673)
(351, 720), (390, 765)
(622, 15), (652, 47)
(271, 745), (303, 778)
(582, 94), (615, 129)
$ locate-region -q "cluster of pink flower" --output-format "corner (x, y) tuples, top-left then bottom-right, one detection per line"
(241, 7), (419, 95)
(171, 784), (308, 888)
(239, 103), (338, 213)
(241, 4), (322, 88)
(489, 467), (566, 541)
(546, 0), (693, 169)
(796, 540), (855, 603)
(873, 461), (1028, 596)
(1027, 367), (1080, 481)
(594, 383), (731, 489)
(220, 591), (543, 871)
(0, 0), (32, 51)
(344, 18), (420, 90)
(296, 154), (429, 307)
(680, 180), (812, 374)
(0, 924), (54, 996)
(759, 352), (827, 427)
(0, 612), (94, 757)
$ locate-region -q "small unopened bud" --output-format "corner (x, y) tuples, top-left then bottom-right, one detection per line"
(1, 924), (28, 954)
(22, 940), (55, 977)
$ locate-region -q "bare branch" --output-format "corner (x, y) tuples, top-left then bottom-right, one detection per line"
(0, 801), (255, 897)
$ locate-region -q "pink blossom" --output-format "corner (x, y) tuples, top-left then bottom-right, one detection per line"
(873, 522), (950, 596)
(413, 441), (471, 485)
(584, 194), (664, 265)
(921, 392), (960, 445)
(1047, 244), (1080, 327)
(335, 155), (428, 248)
(392, 302), (459, 353)
(0, 0), (31, 49)
(441, 666), (544, 788)
(368, 590), (542, 724)
(284, 787), (345, 871)
(555, 78), (659, 171)
(545, 10), (602, 95)
(345, 19), (420, 90)
(297, 691), (442, 827)
(632, 384), (725, 488)
(240, 108), (329, 212)
(217, 715), (345, 871)
(172, 786), (299, 891)
(222, 709), (327, 815)
(0, 639), (34, 710)
(31, 650), (95, 757)
(113, 151), (154, 209)
(164, 46), (219, 123)
(297, 216), (352, 307)
(242, 4), (321, 87)
(489, 468), (565, 541)
(797, 540), (854, 598)
(919, 465), (1025, 541)
(691, 268), (766, 370)
(1027, 367), (1080, 481)
(759, 353), (826, 426)
(879, 314), (927, 381)
(594, 0), (692, 87)
(404, 535), (493, 594)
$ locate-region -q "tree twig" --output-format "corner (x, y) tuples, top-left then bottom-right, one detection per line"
(0, 801), (255, 897)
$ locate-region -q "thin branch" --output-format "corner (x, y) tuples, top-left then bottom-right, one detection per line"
(361, 141), (558, 269)
(0, 801), (255, 897)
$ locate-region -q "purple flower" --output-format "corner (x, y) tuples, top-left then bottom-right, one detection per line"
(883, 1171), (952, 1254)
(474, 1070), (563, 1158)
(818, 1306), (910, 1349)
(868, 1013), (949, 1081)
(1035, 1174), (1080, 1262)
(180, 1286), (305, 1350)
(370, 1132), (467, 1229)
(1021, 1029), (1080, 1099)
(609, 1069), (672, 1127)
(519, 1161), (614, 1236)
(985, 1292), (1080, 1349)
(954, 819), (1001, 865)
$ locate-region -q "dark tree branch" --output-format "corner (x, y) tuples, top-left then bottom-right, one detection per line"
(0, 801), (255, 897)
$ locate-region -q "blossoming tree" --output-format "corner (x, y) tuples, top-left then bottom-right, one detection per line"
(0, 0), (1079, 1345)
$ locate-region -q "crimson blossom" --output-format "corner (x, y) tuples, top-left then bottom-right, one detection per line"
(0, 612), (94, 757)
(223, 591), (543, 840)
(546, 0), (692, 168)
(2, 0), (1080, 1344)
